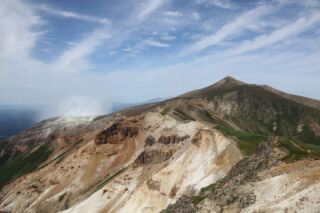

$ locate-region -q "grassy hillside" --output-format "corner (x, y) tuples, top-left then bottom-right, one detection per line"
(0, 144), (52, 189)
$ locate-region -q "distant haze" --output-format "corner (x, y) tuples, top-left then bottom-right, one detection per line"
(0, 108), (38, 139)
(0, 97), (165, 138)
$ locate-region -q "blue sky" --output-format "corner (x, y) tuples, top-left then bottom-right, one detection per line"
(0, 0), (320, 117)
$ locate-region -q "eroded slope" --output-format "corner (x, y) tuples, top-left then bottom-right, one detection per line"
(0, 112), (242, 213)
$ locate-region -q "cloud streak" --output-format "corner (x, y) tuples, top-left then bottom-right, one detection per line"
(194, 0), (232, 9)
(55, 28), (110, 74)
(231, 10), (320, 55)
(39, 4), (110, 24)
(0, 0), (42, 60)
(163, 11), (183, 17)
(137, 0), (167, 21)
(181, 4), (276, 55)
(144, 39), (170, 48)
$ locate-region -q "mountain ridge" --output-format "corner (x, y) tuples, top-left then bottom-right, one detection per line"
(180, 76), (320, 110)
(119, 76), (320, 118)
(1, 77), (320, 213)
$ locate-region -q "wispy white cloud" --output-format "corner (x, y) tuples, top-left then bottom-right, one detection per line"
(232, 10), (320, 55)
(137, 0), (167, 21)
(54, 28), (110, 74)
(38, 4), (110, 24)
(0, 0), (42, 60)
(123, 47), (141, 54)
(181, 4), (276, 55)
(161, 35), (176, 40)
(192, 12), (201, 20)
(0, 0), (111, 75)
(144, 39), (170, 48)
(288, 0), (320, 8)
(194, 0), (232, 9)
(163, 11), (183, 17)
(0, 0), (111, 100)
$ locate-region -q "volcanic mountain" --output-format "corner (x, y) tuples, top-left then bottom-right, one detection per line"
(1, 77), (320, 213)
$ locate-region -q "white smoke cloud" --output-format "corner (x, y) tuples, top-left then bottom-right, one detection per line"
(37, 96), (111, 120)
(57, 96), (107, 117)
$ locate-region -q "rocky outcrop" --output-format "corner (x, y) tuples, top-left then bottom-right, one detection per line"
(145, 135), (156, 147)
(158, 135), (190, 144)
(95, 122), (139, 145)
(161, 137), (287, 212)
(134, 150), (175, 165)
(203, 137), (281, 209)
(120, 126), (139, 138)
(160, 195), (196, 213)
(146, 178), (161, 191)
(0, 117), (92, 168)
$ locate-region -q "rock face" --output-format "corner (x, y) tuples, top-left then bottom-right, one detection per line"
(134, 150), (175, 165)
(0, 111), (243, 213)
(161, 196), (196, 213)
(94, 120), (139, 145)
(201, 137), (283, 210)
(1, 77), (320, 213)
(145, 135), (156, 146)
(161, 136), (320, 213)
(158, 135), (190, 144)
(0, 117), (92, 163)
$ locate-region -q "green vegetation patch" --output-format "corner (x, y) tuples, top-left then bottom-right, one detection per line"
(0, 142), (6, 150)
(198, 110), (217, 124)
(191, 195), (205, 205)
(172, 109), (195, 121)
(215, 125), (267, 156)
(0, 144), (52, 189)
(199, 182), (217, 195)
(278, 137), (320, 162)
(37, 139), (85, 169)
(58, 192), (67, 202)
(160, 107), (170, 116)
(93, 168), (126, 193)
(299, 124), (320, 145)
(93, 115), (108, 121)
